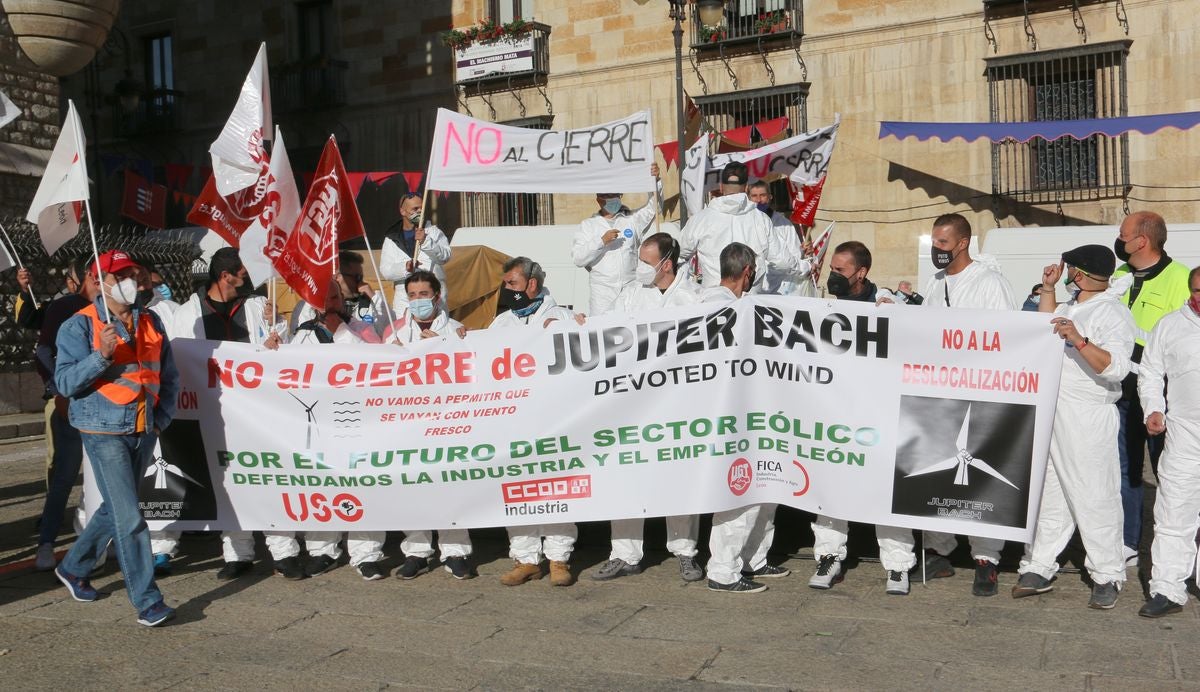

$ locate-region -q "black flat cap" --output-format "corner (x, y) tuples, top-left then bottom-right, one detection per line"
(1062, 244), (1116, 278)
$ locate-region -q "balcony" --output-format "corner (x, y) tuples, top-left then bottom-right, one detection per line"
(113, 88), (185, 137)
(452, 22), (550, 91)
(272, 57), (349, 112)
(691, 0), (803, 56)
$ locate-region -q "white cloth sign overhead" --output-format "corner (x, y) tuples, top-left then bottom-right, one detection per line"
(426, 108), (656, 193)
(708, 119), (839, 189)
(132, 297), (1062, 542)
(681, 134), (709, 218)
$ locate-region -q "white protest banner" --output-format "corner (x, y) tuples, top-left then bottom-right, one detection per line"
(707, 118), (839, 191)
(426, 108), (655, 193)
(135, 297), (1061, 543)
(681, 133), (709, 218)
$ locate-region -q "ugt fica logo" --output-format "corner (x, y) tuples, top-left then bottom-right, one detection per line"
(891, 396), (1034, 527)
(727, 458), (753, 496)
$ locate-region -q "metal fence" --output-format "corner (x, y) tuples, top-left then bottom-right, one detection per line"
(0, 218), (203, 373)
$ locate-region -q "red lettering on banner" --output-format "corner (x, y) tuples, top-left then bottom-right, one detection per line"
(281, 492), (364, 523)
(207, 359), (264, 388)
(502, 474), (592, 503)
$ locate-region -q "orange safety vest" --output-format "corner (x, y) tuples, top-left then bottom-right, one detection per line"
(81, 303), (164, 408)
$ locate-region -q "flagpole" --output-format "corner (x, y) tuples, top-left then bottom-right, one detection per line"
(68, 100), (108, 322)
(0, 221), (39, 309)
(359, 232), (397, 341)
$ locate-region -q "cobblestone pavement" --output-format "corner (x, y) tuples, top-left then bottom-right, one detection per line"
(1, 437), (1196, 690)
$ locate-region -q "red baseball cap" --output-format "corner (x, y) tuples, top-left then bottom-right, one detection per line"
(90, 250), (140, 276)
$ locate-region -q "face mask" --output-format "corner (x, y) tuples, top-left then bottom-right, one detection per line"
(106, 277), (138, 306)
(602, 198), (623, 215)
(756, 202), (773, 215)
(155, 284), (172, 302)
(410, 298), (437, 320)
(827, 272), (853, 297)
(235, 276), (254, 297)
(499, 287), (528, 310)
(931, 245), (955, 270)
(1114, 237), (1132, 262)
(635, 259), (662, 287)
(407, 211), (422, 225)
(136, 288), (155, 307)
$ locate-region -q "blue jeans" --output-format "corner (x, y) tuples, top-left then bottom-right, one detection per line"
(1117, 397), (1165, 550)
(38, 406), (83, 545)
(61, 432), (163, 612)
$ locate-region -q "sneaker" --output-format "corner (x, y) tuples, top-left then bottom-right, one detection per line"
(972, 560), (999, 597)
(808, 554), (844, 590)
(35, 543), (56, 572)
(886, 570), (910, 595)
(395, 555), (430, 580)
(216, 560), (252, 581)
(744, 563), (790, 579)
(707, 577), (768, 594)
(305, 554), (338, 578)
(500, 561), (544, 586)
(136, 600), (176, 627)
(1011, 572), (1054, 598)
(273, 556), (306, 580)
(678, 555), (705, 582)
(1123, 545), (1139, 568)
(1139, 593), (1184, 618)
(55, 566), (98, 602)
(153, 553), (172, 577)
(1088, 581), (1119, 610)
(591, 558), (642, 581)
(549, 560), (575, 586)
(443, 556), (475, 580)
(922, 550), (955, 579)
(356, 561), (387, 581)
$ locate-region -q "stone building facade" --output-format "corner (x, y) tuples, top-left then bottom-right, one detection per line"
(0, 12), (60, 221)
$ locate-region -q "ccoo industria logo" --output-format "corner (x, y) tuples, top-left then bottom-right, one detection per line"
(891, 396), (1035, 527)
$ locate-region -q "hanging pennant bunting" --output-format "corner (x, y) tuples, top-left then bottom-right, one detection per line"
(399, 171), (422, 192)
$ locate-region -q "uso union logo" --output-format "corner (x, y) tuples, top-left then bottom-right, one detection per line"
(727, 458), (753, 496)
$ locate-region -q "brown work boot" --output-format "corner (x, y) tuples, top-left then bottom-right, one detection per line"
(499, 561), (543, 586)
(549, 560), (575, 586)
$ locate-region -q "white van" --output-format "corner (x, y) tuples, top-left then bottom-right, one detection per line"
(917, 225), (1200, 302)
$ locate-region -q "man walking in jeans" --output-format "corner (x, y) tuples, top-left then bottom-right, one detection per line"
(52, 250), (180, 627)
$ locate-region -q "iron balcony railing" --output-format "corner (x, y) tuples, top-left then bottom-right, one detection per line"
(691, 0), (803, 51)
(272, 58), (349, 112)
(113, 88), (184, 137)
(453, 22), (550, 87)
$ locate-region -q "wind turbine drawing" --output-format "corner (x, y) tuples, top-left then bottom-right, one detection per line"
(289, 391), (320, 447)
(905, 404), (1018, 489)
(144, 455), (204, 490)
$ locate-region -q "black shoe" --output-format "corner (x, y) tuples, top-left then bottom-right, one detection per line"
(707, 577), (767, 594)
(922, 550), (955, 579)
(305, 554), (338, 577)
(216, 560), (252, 581)
(743, 563), (790, 579)
(396, 555), (430, 580)
(1139, 594), (1184, 618)
(356, 561), (387, 581)
(972, 559), (998, 597)
(273, 556), (306, 580)
(443, 556), (475, 580)
(1011, 572), (1053, 598)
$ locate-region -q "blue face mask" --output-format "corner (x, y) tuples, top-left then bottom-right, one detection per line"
(155, 284), (172, 302)
(410, 298), (436, 320)
(756, 202), (773, 215)
(603, 198), (623, 215)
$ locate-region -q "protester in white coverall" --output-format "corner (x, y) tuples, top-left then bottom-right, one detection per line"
(490, 257), (584, 587)
(1137, 266), (1200, 618)
(290, 252), (389, 339)
(379, 271), (475, 581)
(699, 243), (780, 593)
(290, 282), (388, 581)
(573, 164), (662, 315)
(591, 233), (703, 583)
(747, 180), (815, 296)
(1011, 245), (1134, 610)
(881, 213), (1018, 597)
(679, 162), (809, 292)
(380, 193), (451, 313)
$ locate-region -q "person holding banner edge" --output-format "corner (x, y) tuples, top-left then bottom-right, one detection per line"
(380, 193), (451, 313)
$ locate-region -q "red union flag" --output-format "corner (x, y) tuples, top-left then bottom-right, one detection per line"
(120, 170), (167, 229)
(186, 143), (272, 247)
(272, 135), (364, 307)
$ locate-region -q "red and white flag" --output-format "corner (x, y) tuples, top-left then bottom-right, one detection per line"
(209, 42), (272, 197)
(788, 118), (838, 227)
(241, 127), (300, 288)
(25, 100), (88, 256)
(272, 136), (365, 308)
(120, 170), (167, 229)
(808, 222), (835, 289)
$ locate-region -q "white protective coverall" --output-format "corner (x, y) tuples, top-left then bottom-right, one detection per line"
(1140, 303), (1200, 604)
(172, 292), (294, 563)
(762, 211), (815, 296)
(490, 291), (579, 564)
(1018, 276), (1135, 586)
(380, 223), (452, 312)
(290, 322), (387, 566)
(573, 184), (662, 316)
(609, 269), (700, 563)
(290, 292), (390, 339)
(920, 256), (1019, 564)
(678, 194), (810, 293)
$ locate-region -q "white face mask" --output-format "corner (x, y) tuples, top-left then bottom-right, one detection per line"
(106, 277), (139, 306)
(635, 259), (663, 287)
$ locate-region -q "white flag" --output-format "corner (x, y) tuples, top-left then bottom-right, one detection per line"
(25, 100), (88, 256)
(210, 42), (273, 197)
(241, 128), (300, 288)
(681, 134), (709, 218)
(0, 90), (19, 130)
(809, 221), (835, 288)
